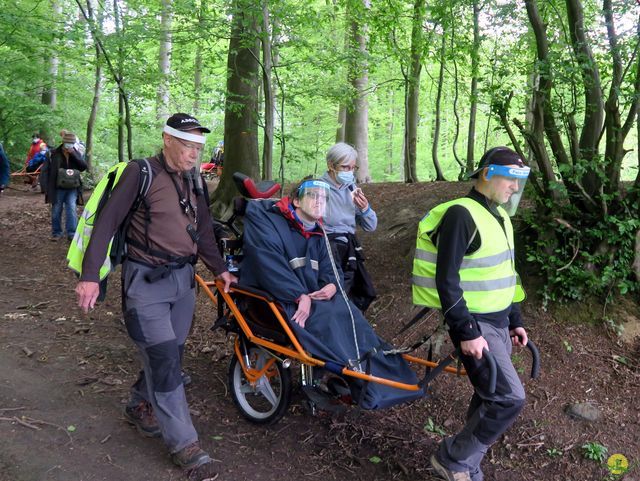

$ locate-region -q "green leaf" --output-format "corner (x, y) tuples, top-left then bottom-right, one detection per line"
(369, 456), (382, 464)
(67, 425), (76, 432)
(211, 435), (223, 440)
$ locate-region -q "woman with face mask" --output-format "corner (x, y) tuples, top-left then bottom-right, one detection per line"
(320, 143), (377, 312)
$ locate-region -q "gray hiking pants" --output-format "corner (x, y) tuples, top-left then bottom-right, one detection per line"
(122, 259), (198, 453)
(438, 322), (526, 479)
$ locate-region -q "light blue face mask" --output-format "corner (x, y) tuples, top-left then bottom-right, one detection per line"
(336, 171), (354, 184)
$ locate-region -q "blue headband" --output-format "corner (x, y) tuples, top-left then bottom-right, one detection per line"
(485, 165), (531, 179)
(298, 180), (330, 192)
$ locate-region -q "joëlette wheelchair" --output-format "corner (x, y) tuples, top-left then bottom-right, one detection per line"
(196, 173), (540, 425)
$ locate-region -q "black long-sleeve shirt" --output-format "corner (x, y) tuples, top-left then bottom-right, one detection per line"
(433, 188), (523, 343)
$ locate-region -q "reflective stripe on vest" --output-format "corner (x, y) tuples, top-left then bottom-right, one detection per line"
(412, 197), (525, 313)
(66, 162), (128, 280)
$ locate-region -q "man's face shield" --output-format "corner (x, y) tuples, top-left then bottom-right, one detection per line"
(484, 164), (530, 216)
(297, 180), (331, 221)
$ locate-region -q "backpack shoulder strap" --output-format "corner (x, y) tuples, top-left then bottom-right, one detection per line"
(131, 158), (153, 210)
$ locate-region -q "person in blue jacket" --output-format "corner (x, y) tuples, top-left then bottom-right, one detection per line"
(240, 178), (421, 410)
(0, 142), (9, 194)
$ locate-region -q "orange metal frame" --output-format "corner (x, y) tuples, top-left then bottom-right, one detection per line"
(196, 274), (466, 392)
(11, 165), (42, 182)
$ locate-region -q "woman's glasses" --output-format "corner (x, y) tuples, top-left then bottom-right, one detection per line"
(336, 164), (358, 172)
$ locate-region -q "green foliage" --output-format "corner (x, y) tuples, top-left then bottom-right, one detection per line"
(581, 442), (608, 463)
(546, 447), (562, 458)
(523, 191), (640, 306)
(423, 417), (446, 436)
(510, 353), (525, 374)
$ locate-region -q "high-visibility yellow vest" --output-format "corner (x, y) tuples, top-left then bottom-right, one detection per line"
(412, 197), (525, 312)
(66, 162), (129, 280)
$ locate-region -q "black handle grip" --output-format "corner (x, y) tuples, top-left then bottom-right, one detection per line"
(526, 339), (540, 379)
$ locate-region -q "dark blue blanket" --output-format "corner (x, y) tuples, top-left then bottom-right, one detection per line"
(240, 199), (424, 409)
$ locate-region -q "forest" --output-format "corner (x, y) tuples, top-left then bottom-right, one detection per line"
(1, 0), (639, 303)
(1, 2), (640, 481)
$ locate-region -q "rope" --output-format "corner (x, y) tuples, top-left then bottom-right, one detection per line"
(320, 224), (362, 371)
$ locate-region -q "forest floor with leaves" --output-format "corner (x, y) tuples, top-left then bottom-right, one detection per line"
(0, 180), (639, 481)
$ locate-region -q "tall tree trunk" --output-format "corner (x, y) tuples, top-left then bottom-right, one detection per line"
(261, 0), (274, 180)
(336, 105), (346, 143)
(483, 37), (499, 152)
(41, 0), (61, 113)
(386, 89), (395, 176)
(449, 9), (464, 175)
(76, 0), (132, 161)
(157, 0), (173, 124)
(524, 0), (591, 208)
(344, 0), (370, 183)
(113, 0), (125, 162)
(465, 0), (480, 173)
(404, 0), (425, 183)
(565, 0), (604, 197)
(431, 32), (446, 181)
(85, 0), (103, 172)
(212, 0), (261, 218)
(603, 1), (640, 194)
(193, 0), (205, 114)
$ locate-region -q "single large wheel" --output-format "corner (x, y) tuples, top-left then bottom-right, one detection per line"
(228, 346), (292, 424)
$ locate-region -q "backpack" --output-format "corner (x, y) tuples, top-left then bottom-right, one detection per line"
(67, 158), (152, 281)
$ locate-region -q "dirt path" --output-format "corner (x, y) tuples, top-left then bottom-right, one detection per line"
(1, 185), (639, 481)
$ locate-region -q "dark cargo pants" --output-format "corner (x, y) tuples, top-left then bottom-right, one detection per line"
(122, 259), (198, 453)
(438, 322), (526, 480)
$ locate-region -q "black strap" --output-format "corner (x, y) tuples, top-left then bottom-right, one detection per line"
(419, 350), (458, 388)
(161, 158), (198, 223)
(125, 236), (197, 265)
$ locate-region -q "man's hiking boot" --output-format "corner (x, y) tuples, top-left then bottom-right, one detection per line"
(186, 460), (218, 481)
(171, 442), (212, 470)
(124, 401), (161, 438)
(430, 455), (472, 481)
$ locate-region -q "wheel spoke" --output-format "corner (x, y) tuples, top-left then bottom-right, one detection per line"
(256, 375), (279, 407)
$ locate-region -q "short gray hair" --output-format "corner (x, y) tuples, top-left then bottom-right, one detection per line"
(326, 142), (357, 170)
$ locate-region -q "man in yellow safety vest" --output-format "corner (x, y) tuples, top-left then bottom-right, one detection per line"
(412, 146), (531, 481)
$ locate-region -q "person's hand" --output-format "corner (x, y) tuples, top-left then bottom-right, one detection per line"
(510, 327), (528, 347)
(76, 281), (100, 313)
(217, 271), (237, 292)
(308, 283), (336, 301)
(352, 188), (369, 211)
(460, 336), (489, 360)
(291, 294), (311, 328)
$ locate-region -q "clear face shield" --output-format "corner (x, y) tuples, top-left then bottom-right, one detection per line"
(484, 164), (531, 216)
(297, 180), (331, 221)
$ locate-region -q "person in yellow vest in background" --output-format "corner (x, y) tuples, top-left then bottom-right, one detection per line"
(412, 147), (531, 481)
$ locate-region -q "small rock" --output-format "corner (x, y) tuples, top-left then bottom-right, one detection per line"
(565, 402), (601, 422)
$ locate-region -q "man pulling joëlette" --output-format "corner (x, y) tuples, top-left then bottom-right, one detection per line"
(413, 146), (531, 481)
